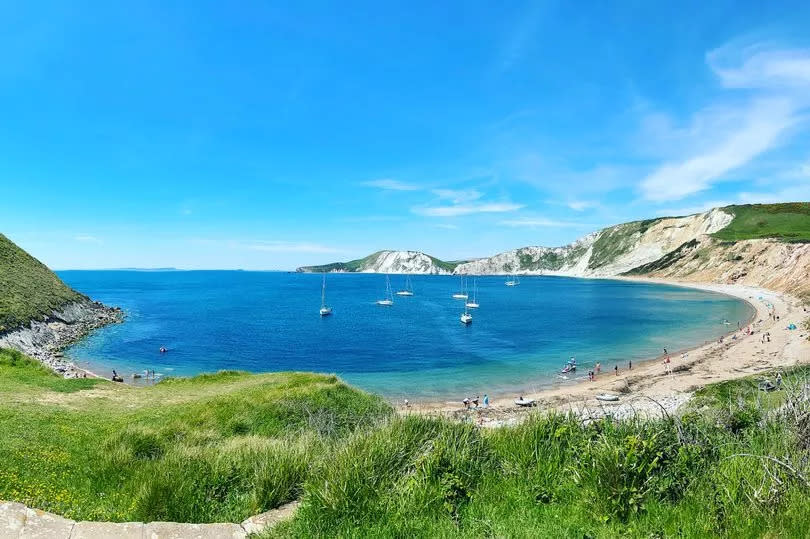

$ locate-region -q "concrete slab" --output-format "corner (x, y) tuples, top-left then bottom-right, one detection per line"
(19, 507), (75, 538)
(0, 501), (28, 538)
(71, 521), (144, 538)
(144, 522), (246, 539)
(240, 501), (299, 535)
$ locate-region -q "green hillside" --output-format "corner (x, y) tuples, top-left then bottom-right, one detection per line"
(713, 203), (810, 242)
(0, 349), (391, 523)
(3, 347), (810, 537)
(0, 233), (84, 332)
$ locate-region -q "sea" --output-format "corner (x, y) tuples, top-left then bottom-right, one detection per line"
(58, 271), (755, 400)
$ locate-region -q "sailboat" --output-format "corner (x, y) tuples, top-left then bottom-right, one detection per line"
(465, 277), (479, 309)
(505, 274), (520, 286)
(319, 274), (332, 316)
(452, 275), (468, 299)
(396, 275), (414, 296)
(377, 274), (394, 306)
(460, 301), (472, 324)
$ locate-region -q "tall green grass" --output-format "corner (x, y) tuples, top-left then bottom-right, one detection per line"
(4, 346), (810, 536)
(269, 368), (810, 538)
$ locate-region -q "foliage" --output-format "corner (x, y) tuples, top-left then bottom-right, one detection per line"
(0, 233), (84, 331)
(5, 346), (810, 537)
(589, 220), (663, 270)
(0, 348), (391, 522)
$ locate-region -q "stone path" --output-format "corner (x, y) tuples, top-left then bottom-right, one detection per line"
(0, 500), (299, 538)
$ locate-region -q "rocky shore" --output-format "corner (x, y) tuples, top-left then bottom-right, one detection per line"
(0, 300), (123, 378)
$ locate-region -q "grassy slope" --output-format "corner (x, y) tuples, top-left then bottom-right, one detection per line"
(264, 367), (810, 538)
(0, 348), (391, 522)
(4, 346), (809, 536)
(713, 203), (810, 242)
(0, 233), (84, 332)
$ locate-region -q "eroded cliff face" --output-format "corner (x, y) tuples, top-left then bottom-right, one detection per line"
(453, 209), (734, 277)
(628, 237), (810, 297)
(356, 251), (453, 274)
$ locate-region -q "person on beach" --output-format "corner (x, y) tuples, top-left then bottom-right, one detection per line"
(663, 348), (668, 355)
(628, 360), (632, 370)
(776, 372), (783, 388)
(614, 364), (618, 376)
(588, 370), (594, 381)
(404, 399), (409, 408)
(462, 397), (470, 409)
(472, 395), (480, 407)
(595, 362), (601, 375)
(483, 394), (489, 407)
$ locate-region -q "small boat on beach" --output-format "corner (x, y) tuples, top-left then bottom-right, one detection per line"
(319, 273), (332, 316)
(377, 274), (394, 306)
(396, 275), (414, 296)
(595, 394), (619, 402)
(514, 397), (535, 407)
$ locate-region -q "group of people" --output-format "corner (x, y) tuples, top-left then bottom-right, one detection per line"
(586, 359), (632, 381)
(462, 394), (489, 409)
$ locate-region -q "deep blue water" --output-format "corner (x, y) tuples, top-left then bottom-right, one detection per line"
(58, 271), (754, 399)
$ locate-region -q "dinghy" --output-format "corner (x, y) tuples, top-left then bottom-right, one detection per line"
(514, 397), (535, 407)
(595, 394), (619, 402)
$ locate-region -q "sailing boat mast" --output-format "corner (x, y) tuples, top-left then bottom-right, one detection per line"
(319, 273), (332, 316)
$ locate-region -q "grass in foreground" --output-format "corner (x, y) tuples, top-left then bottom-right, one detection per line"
(0, 233), (84, 331)
(0, 348), (390, 523)
(4, 348), (810, 537)
(712, 203), (810, 242)
(265, 368), (810, 538)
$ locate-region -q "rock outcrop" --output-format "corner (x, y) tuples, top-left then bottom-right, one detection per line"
(0, 300), (123, 378)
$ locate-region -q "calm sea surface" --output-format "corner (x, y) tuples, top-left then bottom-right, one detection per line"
(58, 271), (754, 399)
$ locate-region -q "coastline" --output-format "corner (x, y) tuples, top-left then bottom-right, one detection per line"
(0, 300), (123, 379)
(398, 277), (810, 424)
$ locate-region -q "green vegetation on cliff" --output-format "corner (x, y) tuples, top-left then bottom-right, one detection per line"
(588, 219), (662, 270)
(713, 203), (810, 242)
(0, 233), (84, 332)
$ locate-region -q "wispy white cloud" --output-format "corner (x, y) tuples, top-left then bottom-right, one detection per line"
(414, 202), (523, 217)
(640, 98), (797, 201)
(498, 217), (589, 228)
(567, 200), (597, 212)
(74, 234), (102, 244)
(363, 178), (421, 191)
(431, 188), (483, 204)
(640, 42), (810, 203)
(708, 45), (810, 89)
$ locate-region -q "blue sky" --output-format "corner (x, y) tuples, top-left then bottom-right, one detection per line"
(3, 1), (810, 270)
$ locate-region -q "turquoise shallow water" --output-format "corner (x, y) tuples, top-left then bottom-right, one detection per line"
(58, 271), (754, 399)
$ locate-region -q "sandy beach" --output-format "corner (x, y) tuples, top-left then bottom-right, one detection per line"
(398, 277), (810, 425)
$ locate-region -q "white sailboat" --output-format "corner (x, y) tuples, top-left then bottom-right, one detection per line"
(465, 277), (479, 308)
(319, 274), (332, 316)
(452, 275), (468, 299)
(396, 275), (414, 296)
(505, 274), (520, 286)
(460, 301), (472, 324)
(377, 274), (394, 306)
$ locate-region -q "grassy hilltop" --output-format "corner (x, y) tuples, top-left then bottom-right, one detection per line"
(0, 233), (84, 332)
